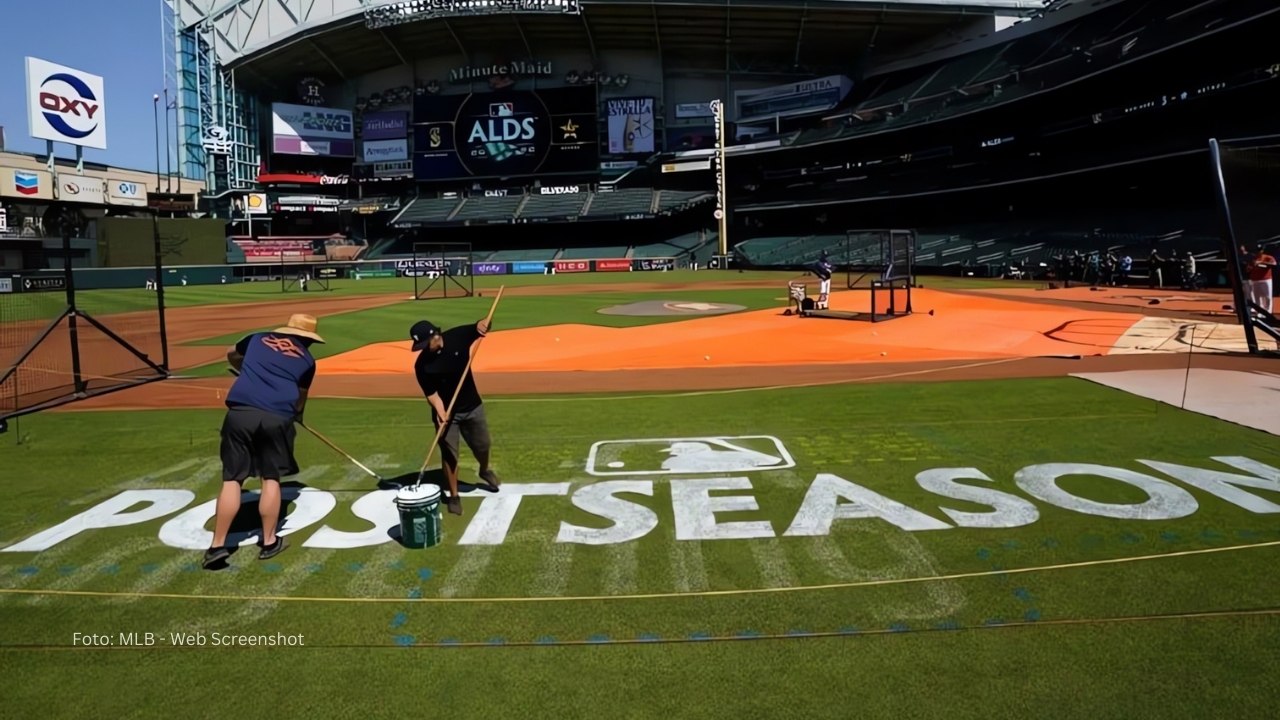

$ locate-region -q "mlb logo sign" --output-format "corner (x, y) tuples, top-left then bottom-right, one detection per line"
(489, 103), (514, 117)
(585, 436), (795, 477)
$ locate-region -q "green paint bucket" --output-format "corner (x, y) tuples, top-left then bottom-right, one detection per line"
(395, 486), (442, 549)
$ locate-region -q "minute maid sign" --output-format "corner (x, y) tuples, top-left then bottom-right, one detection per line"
(3, 437), (1279, 552)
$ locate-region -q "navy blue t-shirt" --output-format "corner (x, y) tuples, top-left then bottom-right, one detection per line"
(225, 332), (317, 419)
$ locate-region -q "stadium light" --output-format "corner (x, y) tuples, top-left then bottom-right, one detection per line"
(364, 0), (579, 29)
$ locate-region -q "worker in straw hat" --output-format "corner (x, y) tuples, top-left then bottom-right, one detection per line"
(203, 314), (325, 570)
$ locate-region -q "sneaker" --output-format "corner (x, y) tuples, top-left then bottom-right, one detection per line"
(258, 536), (289, 560)
(446, 496), (463, 516)
(202, 546), (230, 570)
(479, 468), (502, 489)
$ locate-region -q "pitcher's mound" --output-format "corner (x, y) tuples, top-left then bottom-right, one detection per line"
(598, 300), (747, 316)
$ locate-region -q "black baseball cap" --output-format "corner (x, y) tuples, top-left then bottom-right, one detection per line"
(410, 320), (442, 351)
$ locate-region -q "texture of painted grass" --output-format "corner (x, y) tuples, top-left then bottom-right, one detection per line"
(2, 377), (1277, 716)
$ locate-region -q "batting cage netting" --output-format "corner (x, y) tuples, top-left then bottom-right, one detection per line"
(1, 207), (169, 426)
(844, 229), (916, 290)
(411, 242), (473, 300)
(1209, 137), (1280, 353)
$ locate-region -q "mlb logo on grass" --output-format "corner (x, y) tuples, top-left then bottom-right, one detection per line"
(585, 435), (795, 476)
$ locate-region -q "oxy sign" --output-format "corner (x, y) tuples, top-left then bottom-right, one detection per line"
(2, 455), (1278, 553)
(26, 57), (107, 150)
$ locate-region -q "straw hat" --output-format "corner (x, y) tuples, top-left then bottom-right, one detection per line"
(273, 313), (325, 343)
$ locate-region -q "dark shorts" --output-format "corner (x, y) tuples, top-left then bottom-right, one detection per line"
(437, 404), (491, 464)
(220, 405), (299, 482)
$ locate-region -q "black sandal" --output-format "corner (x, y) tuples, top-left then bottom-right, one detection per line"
(258, 536), (289, 560)
(202, 546), (230, 570)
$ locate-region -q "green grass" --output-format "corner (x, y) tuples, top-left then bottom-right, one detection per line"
(179, 287), (787, 376)
(49, 270), (1041, 317)
(1, 377), (1278, 717)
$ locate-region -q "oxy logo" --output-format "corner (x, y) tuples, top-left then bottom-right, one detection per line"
(586, 436), (796, 477)
(39, 72), (101, 139)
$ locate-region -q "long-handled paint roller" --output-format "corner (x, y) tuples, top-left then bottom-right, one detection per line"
(413, 286), (506, 509)
(227, 367), (384, 481)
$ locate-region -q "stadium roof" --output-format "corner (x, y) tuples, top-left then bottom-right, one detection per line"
(174, 0), (1052, 93)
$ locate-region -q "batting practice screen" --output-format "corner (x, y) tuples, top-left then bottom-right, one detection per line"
(411, 242), (474, 300)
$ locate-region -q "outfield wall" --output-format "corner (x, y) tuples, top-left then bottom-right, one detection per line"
(98, 218), (227, 267)
(0, 256), (685, 291)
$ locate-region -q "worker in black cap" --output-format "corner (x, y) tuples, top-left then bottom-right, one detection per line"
(409, 317), (501, 516)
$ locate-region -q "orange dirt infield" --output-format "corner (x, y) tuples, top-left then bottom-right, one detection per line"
(316, 288), (1143, 374)
(969, 286), (1239, 318)
(48, 282), (1270, 413)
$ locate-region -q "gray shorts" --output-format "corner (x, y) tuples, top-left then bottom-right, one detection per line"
(437, 404), (491, 463)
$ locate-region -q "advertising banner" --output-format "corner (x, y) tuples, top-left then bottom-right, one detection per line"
(471, 262), (508, 275)
(108, 178), (146, 206)
(413, 86), (598, 180)
(362, 138), (408, 162)
(26, 57), (107, 150)
(236, 239), (319, 263)
(735, 75), (853, 124)
(57, 177), (106, 205)
(244, 192), (268, 215)
(538, 185), (581, 195)
(637, 258), (675, 271)
(272, 103), (354, 157)
(554, 260), (590, 273)
(675, 102), (714, 119)
(595, 259), (632, 272)
(512, 261), (548, 274)
(362, 111), (408, 140)
(606, 97), (655, 154)
(1, 168), (54, 199)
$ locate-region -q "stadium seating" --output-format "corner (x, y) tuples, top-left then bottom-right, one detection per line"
(655, 190), (713, 213)
(766, 0), (1264, 152)
(485, 248), (560, 262)
(519, 192), (590, 219)
(585, 189), (655, 217)
(391, 197), (462, 224)
(559, 246), (630, 260)
(453, 195), (523, 222)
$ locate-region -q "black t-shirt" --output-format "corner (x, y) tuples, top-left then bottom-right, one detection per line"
(414, 324), (483, 414)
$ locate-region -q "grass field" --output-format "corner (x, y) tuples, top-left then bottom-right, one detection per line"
(2, 270), (1278, 718)
(22, 270), (1041, 316)
(2, 378), (1279, 717)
